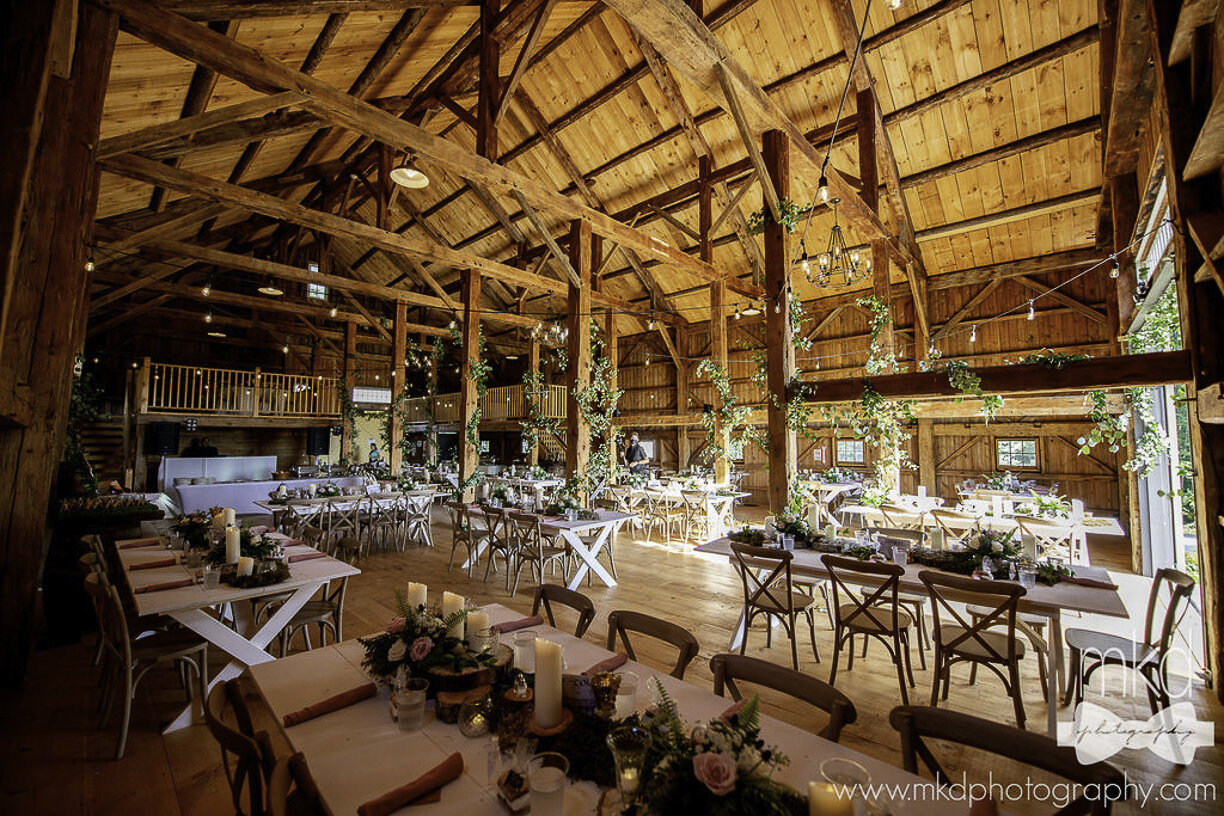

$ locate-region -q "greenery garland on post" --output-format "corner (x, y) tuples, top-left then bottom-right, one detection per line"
(572, 319), (623, 496)
(694, 359), (765, 465)
(64, 357), (105, 495)
(464, 328), (490, 448)
(855, 295), (897, 375)
(819, 381), (916, 494)
(940, 359), (1004, 423)
(745, 198), (806, 235)
(520, 365), (561, 461)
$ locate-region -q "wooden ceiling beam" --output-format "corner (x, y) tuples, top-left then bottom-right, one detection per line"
(1102, 0), (1156, 177)
(139, 109), (321, 161)
(932, 279), (1000, 341)
(161, 1), (476, 21)
(98, 91), (301, 158)
(493, 0), (555, 127)
(1012, 275), (1108, 325)
(803, 351), (1192, 404)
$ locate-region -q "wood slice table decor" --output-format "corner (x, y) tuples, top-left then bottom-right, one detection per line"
(527, 706), (573, 737)
(435, 684), (491, 724)
(424, 643), (512, 697)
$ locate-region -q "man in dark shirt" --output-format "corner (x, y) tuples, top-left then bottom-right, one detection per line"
(623, 433), (650, 475)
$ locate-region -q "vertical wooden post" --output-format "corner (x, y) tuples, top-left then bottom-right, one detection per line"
(426, 351), (439, 465)
(0, 0), (116, 683)
(459, 268), (482, 498)
(1110, 172), (1140, 347)
(604, 308), (618, 473)
(340, 320), (356, 461)
(565, 220), (593, 482)
(389, 299), (407, 474)
(675, 327), (690, 470)
(870, 242), (895, 366)
(476, 0), (499, 161)
(701, 155), (733, 483)
(917, 418), (935, 495)
(527, 333), (541, 467)
(762, 129), (795, 512)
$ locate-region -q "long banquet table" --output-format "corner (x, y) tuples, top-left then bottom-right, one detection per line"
(695, 536), (1128, 735)
(114, 533), (359, 730)
(176, 476), (366, 515)
(249, 603), (962, 815)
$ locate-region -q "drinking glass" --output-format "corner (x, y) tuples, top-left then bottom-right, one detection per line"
(980, 556), (996, 579)
(1018, 564), (1038, 590)
(606, 726), (649, 811)
(395, 677), (429, 731)
(201, 564), (221, 590)
(513, 633), (536, 673)
(615, 671), (639, 719)
(527, 752), (568, 816)
(892, 546), (909, 567)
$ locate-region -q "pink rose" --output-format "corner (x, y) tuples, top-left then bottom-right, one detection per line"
(386, 617), (406, 634)
(410, 636), (434, 661)
(692, 752), (737, 797)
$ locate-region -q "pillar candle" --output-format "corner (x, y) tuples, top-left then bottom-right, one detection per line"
(930, 528), (945, 551)
(917, 485), (927, 500)
(808, 781), (853, 816)
(225, 527), (241, 564)
(534, 638), (564, 729)
(1021, 533), (1038, 561)
(442, 591), (465, 640)
(467, 610), (490, 636)
(237, 556), (254, 577)
(224, 507), (236, 527)
(213, 511), (225, 530)
(991, 496), (1003, 517)
(406, 582), (427, 610)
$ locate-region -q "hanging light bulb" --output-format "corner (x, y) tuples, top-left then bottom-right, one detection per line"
(1027, 300), (1035, 320)
(815, 359), (820, 370)
(449, 318), (457, 329)
(970, 324), (977, 343)
(329, 306), (337, 317)
(645, 352), (651, 366)
(774, 298), (782, 314)
(734, 304), (741, 320)
(1110, 258), (1120, 278)
(84, 256), (95, 273)
(204, 312), (213, 323)
(201, 281), (211, 297)
(282, 343), (289, 354)
(817, 174), (830, 204)
(887, 0), (902, 9)
(648, 314), (655, 330)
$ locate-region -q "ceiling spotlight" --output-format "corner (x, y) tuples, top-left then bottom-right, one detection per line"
(389, 160), (429, 189)
(259, 283), (284, 296)
(742, 303), (761, 317)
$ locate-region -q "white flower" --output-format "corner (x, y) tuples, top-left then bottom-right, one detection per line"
(991, 541), (1003, 553)
(387, 640), (408, 662)
(736, 744), (762, 773)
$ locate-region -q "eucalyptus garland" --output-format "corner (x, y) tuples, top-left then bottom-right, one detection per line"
(940, 360), (1003, 423)
(745, 197), (806, 235)
(572, 350), (623, 495)
(519, 366), (561, 460)
(789, 294), (812, 350)
(1011, 349), (1089, 369)
(694, 359), (765, 464)
(464, 329), (490, 447)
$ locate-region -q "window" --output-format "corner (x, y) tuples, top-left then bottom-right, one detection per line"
(727, 437), (745, 461)
(996, 438), (1039, 470)
(835, 439), (865, 465)
(306, 281), (328, 300)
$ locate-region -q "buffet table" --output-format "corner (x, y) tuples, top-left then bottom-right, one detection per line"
(158, 455), (278, 491)
(175, 476), (366, 515)
(249, 604), (958, 815)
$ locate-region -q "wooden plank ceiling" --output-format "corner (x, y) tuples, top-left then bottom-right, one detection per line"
(88, 0), (1103, 358)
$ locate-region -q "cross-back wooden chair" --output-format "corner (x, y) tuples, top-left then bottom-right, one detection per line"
(710, 653), (856, 743)
(1064, 567), (1197, 715)
(86, 572), (208, 760)
(821, 554), (916, 703)
(478, 505), (515, 586)
(605, 610), (700, 679)
(679, 490), (712, 542)
(531, 584), (596, 637)
(279, 577), (348, 656)
(729, 541), (821, 669)
(403, 491), (434, 548)
(889, 706), (1126, 815)
(919, 569), (1028, 729)
(877, 503), (923, 530)
(267, 751), (325, 816)
(204, 679), (271, 816)
(507, 512), (569, 596)
(444, 501), (488, 575)
(325, 498), (362, 555)
(927, 509), (978, 548)
(642, 490), (684, 543)
(1016, 515), (1086, 565)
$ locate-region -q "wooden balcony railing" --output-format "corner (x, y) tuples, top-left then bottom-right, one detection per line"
(400, 384), (567, 425)
(139, 360), (340, 418)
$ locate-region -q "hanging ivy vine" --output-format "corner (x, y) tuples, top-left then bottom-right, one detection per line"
(572, 325), (623, 496)
(819, 381), (916, 492)
(464, 328), (490, 447)
(856, 295), (897, 375)
(940, 359), (1004, 423)
(519, 366), (561, 461)
(694, 360), (766, 464)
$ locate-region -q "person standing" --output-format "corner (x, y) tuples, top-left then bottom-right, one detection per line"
(623, 433), (650, 475)
(367, 439), (382, 464)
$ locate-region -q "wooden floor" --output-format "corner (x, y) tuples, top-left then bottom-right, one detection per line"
(2, 508), (1220, 815)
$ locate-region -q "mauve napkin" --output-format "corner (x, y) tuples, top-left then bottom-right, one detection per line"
(720, 697), (748, 723)
(356, 752), (464, 816)
(287, 550), (327, 563)
(133, 578), (195, 594)
(282, 682), (377, 727)
(583, 653), (628, 676)
(130, 557), (177, 570)
(118, 537), (162, 549)
(491, 615), (543, 634)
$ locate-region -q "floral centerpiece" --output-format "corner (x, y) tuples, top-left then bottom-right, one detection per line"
(913, 528), (1020, 576)
(982, 471), (1019, 491)
(635, 682), (805, 815)
(203, 523), (278, 566)
(618, 467), (648, 489)
(859, 486), (891, 507)
(543, 491), (581, 516)
(524, 465), (550, 481)
(1018, 490), (1071, 520)
(358, 591), (493, 681)
(315, 481), (342, 498)
(815, 466), (858, 484)
(489, 484), (515, 505)
(170, 510), (214, 548)
(396, 477), (421, 493)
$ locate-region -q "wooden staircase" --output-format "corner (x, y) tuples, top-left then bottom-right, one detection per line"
(78, 420), (125, 486)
